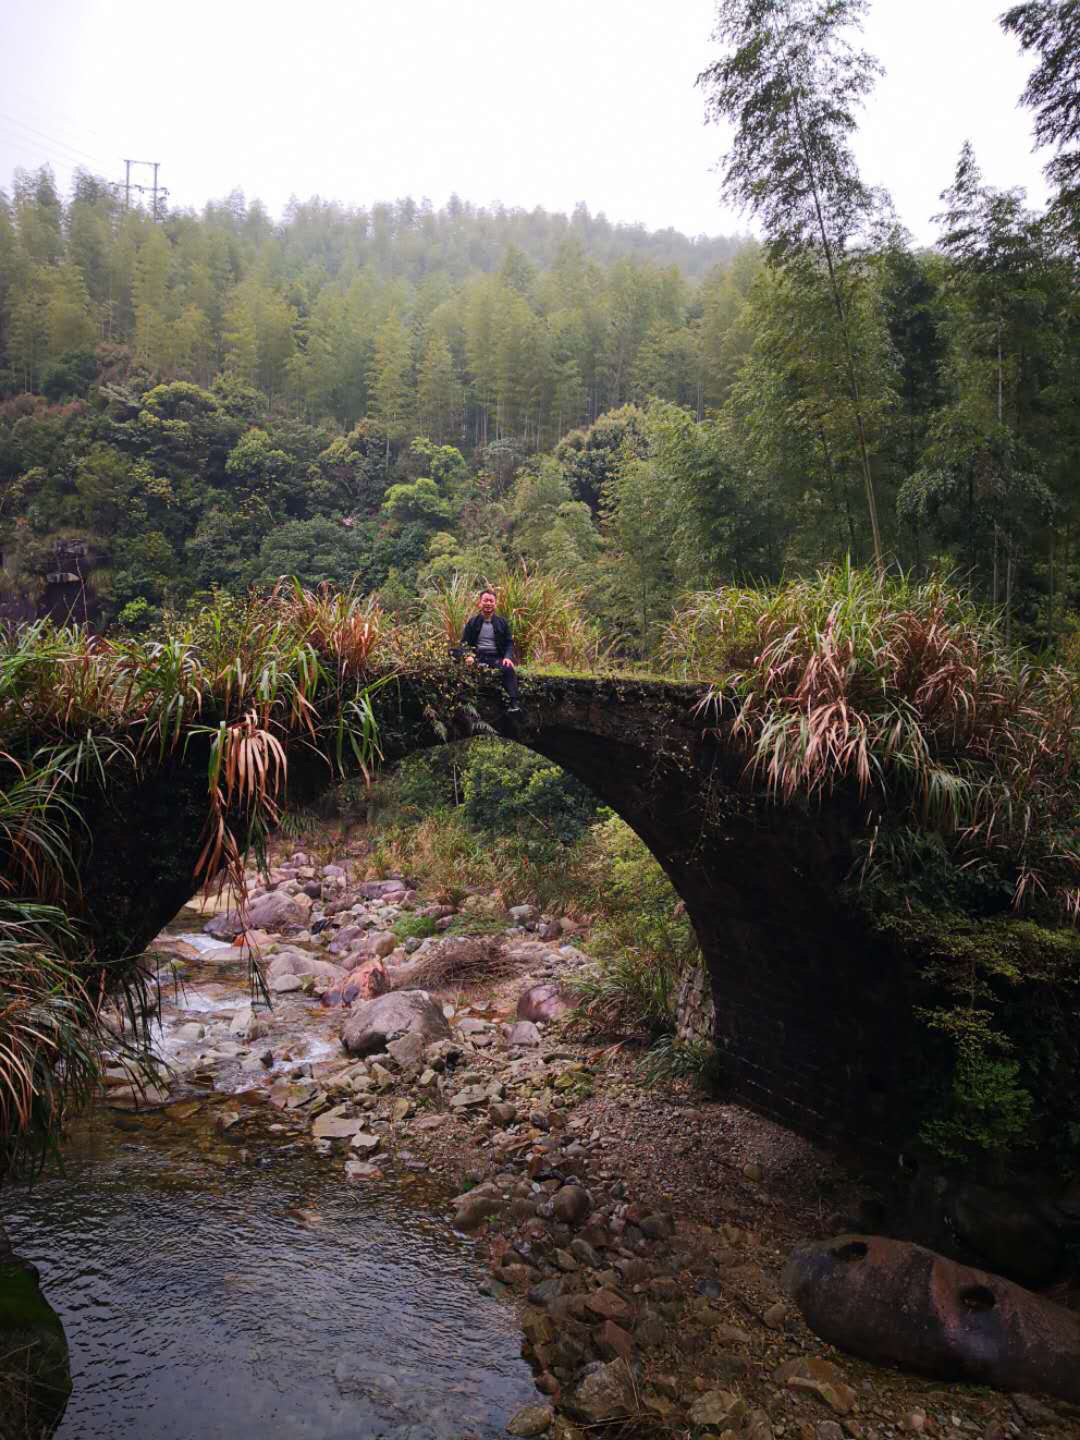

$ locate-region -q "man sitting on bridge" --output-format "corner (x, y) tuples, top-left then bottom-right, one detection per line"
(461, 588), (522, 713)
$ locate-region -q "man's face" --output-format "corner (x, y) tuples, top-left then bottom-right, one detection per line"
(478, 592), (497, 618)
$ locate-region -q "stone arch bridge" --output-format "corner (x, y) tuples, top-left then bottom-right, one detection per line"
(73, 669), (929, 1157)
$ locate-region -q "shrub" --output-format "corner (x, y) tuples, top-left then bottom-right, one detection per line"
(391, 913), (438, 942)
(638, 1034), (726, 1095)
(568, 815), (700, 1039)
(664, 564), (1080, 924)
(462, 739), (599, 853)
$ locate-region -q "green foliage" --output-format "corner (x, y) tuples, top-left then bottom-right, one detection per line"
(669, 565), (1080, 923)
(382, 476), (452, 528)
(462, 740), (599, 853)
(872, 905), (1080, 1165)
(638, 1034), (726, 1095)
(40, 348), (96, 401)
(569, 945), (678, 1040)
(1001, 1), (1080, 214)
(251, 517), (368, 590)
(391, 912), (438, 942)
(554, 405), (647, 512)
(918, 1016), (1036, 1166)
(568, 814), (699, 1038)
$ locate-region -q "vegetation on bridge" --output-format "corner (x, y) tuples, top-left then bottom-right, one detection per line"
(672, 566), (1080, 926)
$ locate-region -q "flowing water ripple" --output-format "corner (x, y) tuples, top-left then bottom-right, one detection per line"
(4, 1117), (534, 1439)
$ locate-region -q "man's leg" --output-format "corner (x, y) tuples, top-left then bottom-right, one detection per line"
(478, 654), (520, 706)
(500, 664), (520, 704)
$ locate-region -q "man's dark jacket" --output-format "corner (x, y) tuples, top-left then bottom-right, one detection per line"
(461, 613), (514, 661)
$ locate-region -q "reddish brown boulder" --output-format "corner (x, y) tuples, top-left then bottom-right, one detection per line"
(783, 1234), (1080, 1403)
(321, 958), (388, 1008)
(343, 958), (388, 1003)
(516, 982), (572, 1023)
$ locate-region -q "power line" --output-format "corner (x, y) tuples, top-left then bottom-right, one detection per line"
(0, 110), (112, 171)
(0, 131), (90, 185)
(0, 87), (118, 152)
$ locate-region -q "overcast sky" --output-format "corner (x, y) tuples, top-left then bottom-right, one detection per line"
(0, 0), (1052, 245)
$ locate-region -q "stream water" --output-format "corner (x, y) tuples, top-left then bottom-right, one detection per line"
(3, 1103), (536, 1439)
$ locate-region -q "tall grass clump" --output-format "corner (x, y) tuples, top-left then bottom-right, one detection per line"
(663, 565), (1080, 923)
(425, 566), (603, 668)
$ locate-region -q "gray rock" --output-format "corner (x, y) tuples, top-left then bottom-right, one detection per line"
(358, 879), (407, 899)
(565, 1361), (634, 1424)
(450, 1085), (488, 1109)
(570, 1237), (600, 1267)
(387, 1031), (426, 1069)
(508, 1020), (542, 1047)
(247, 889), (305, 933)
(689, 1390), (742, 1428)
(327, 925), (363, 954)
(312, 1108), (367, 1140)
(516, 982), (572, 1024)
(267, 952), (344, 984)
(269, 973), (303, 994)
(509, 904), (537, 923)
(341, 990), (450, 1057)
(344, 1160), (381, 1179)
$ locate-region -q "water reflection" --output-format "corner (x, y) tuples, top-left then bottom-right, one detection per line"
(3, 1108), (533, 1439)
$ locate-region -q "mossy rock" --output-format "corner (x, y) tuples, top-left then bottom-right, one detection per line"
(0, 1261), (72, 1440)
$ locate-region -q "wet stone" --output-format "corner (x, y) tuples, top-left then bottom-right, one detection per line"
(506, 1404), (553, 1437)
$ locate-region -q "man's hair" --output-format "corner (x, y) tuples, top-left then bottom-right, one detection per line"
(478, 588), (497, 601)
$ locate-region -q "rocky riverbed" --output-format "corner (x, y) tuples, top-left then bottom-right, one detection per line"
(96, 848), (1080, 1440)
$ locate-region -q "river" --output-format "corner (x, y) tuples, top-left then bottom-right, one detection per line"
(3, 1029), (537, 1439)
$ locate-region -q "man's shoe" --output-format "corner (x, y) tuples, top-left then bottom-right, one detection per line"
(506, 705), (523, 715)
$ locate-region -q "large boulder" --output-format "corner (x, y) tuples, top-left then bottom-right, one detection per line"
(517, 981), (573, 1024)
(783, 1234), (1080, 1403)
(341, 990), (450, 1057)
(205, 888), (304, 938)
(358, 879), (408, 900)
(266, 952), (344, 985)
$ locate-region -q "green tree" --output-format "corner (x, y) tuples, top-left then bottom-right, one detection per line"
(1002, 2), (1080, 221)
(371, 308), (413, 454)
(416, 331), (458, 443)
(698, 0), (887, 567)
(45, 263), (97, 358)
